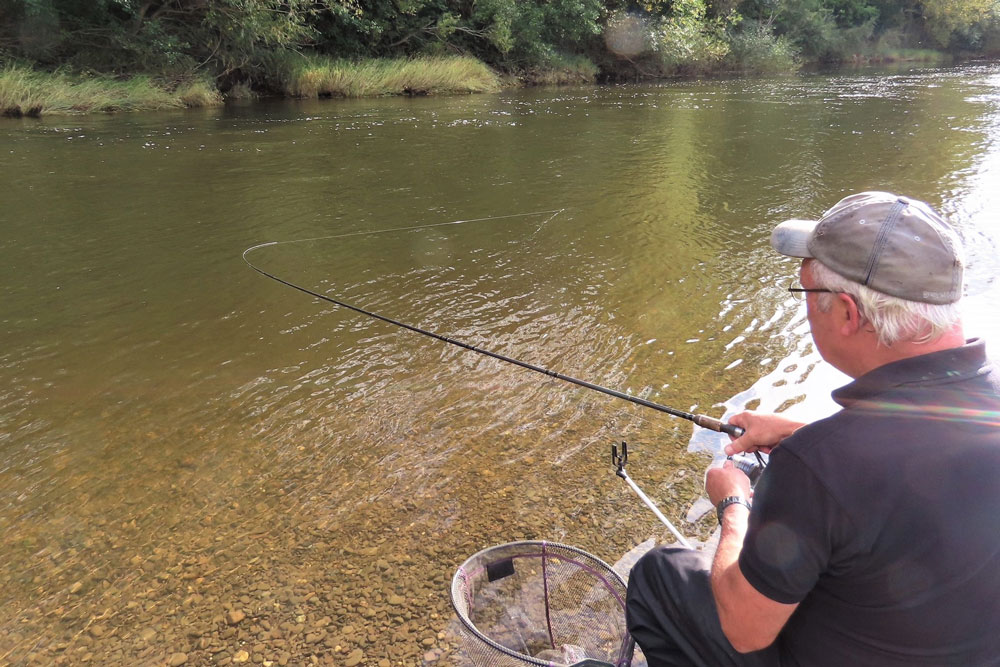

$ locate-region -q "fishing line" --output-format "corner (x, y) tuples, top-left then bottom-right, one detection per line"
(244, 208), (565, 253)
(243, 210), (746, 440)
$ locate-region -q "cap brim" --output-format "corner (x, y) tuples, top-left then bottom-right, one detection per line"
(771, 219), (818, 258)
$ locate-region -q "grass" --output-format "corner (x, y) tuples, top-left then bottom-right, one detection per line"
(273, 54), (501, 98)
(520, 54), (600, 85)
(0, 65), (222, 117)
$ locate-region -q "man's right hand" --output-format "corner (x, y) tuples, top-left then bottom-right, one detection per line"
(724, 411), (806, 456)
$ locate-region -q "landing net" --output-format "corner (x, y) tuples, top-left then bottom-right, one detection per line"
(451, 541), (634, 666)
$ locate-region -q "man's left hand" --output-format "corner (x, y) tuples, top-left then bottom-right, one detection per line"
(706, 460), (752, 505)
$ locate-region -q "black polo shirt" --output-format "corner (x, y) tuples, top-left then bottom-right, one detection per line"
(739, 339), (1000, 666)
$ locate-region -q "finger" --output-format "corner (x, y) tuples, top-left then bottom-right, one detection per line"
(724, 438), (748, 456)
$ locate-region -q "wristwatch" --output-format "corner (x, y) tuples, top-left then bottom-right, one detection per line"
(716, 496), (752, 524)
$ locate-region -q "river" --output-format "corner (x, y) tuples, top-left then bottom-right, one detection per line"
(2, 63), (999, 665)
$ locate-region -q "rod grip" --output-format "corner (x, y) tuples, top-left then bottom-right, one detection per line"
(693, 414), (745, 438)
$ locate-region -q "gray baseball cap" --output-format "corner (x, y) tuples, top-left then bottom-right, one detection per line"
(770, 191), (964, 304)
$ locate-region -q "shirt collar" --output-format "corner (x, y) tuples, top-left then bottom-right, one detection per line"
(831, 338), (991, 408)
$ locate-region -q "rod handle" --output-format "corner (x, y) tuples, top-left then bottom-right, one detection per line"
(693, 414), (745, 438)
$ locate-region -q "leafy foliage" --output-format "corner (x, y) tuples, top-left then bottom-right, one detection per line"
(775, 0), (876, 60)
(919, 0), (1000, 46)
(0, 0), (996, 89)
(725, 19), (800, 72)
(648, 0), (733, 73)
(0, 0), (331, 76)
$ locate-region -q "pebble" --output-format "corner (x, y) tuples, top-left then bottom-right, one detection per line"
(3, 436), (646, 667)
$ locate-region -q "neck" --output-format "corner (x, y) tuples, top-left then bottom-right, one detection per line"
(847, 325), (966, 378)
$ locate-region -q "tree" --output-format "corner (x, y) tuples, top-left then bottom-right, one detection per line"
(0, 0), (335, 76)
(919, 0), (998, 45)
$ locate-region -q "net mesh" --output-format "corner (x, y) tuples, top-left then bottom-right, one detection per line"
(451, 541), (634, 667)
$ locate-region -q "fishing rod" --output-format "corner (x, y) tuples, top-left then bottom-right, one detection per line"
(243, 241), (746, 440)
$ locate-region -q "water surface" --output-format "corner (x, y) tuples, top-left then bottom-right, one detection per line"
(2, 64), (999, 665)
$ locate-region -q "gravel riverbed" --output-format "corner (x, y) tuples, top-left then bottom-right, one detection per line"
(1, 425), (713, 667)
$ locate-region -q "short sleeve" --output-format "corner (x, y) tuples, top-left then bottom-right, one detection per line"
(738, 446), (848, 604)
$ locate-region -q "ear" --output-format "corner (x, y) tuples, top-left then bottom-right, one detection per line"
(836, 293), (864, 337)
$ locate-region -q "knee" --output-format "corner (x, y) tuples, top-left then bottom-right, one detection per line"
(630, 547), (695, 585)
(628, 547), (713, 608)
(627, 547), (687, 609)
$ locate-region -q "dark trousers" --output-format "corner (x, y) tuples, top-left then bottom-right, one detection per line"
(626, 547), (780, 667)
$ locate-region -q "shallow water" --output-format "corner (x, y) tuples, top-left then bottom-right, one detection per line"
(2, 63), (1000, 665)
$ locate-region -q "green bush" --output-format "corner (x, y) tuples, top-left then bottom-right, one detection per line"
(648, 0), (733, 75)
(725, 22), (800, 72)
(463, 0), (606, 68)
(0, 0), (321, 79)
(1, 0), (998, 93)
(521, 53), (599, 84)
(764, 0), (876, 61)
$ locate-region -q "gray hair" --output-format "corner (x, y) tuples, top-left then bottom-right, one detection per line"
(808, 260), (961, 346)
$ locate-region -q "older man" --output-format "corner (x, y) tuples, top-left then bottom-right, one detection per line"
(626, 192), (1000, 666)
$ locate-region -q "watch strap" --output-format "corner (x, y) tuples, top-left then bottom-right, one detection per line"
(716, 495), (751, 524)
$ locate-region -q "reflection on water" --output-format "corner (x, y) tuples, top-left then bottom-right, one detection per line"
(1, 63), (999, 664)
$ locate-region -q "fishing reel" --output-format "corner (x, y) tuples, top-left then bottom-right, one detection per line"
(728, 452), (766, 488)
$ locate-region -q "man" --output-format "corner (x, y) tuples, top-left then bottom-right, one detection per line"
(626, 192), (1000, 666)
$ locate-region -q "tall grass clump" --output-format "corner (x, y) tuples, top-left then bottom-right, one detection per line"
(0, 65), (47, 117)
(0, 64), (221, 116)
(272, 54), (501, 98)
(175, 79), (224, 107)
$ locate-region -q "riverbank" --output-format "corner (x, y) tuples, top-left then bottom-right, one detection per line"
(0, 47), (962, 118)
(1, 56), (507, 117)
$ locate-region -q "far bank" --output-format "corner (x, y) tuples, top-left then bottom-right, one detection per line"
(0, 48), (964, 118)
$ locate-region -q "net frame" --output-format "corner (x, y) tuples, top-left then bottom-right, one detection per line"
(451, 541), (634, 667)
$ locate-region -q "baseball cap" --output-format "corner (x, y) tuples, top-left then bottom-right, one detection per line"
(770, 191), (964, 304)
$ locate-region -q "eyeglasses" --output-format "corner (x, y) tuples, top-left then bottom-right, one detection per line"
(788, 282), (835, 300)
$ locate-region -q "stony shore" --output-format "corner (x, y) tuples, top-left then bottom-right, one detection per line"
(1, 376), (714, 667)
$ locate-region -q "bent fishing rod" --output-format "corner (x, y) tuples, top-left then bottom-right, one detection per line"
(243, 244), (745, 439)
